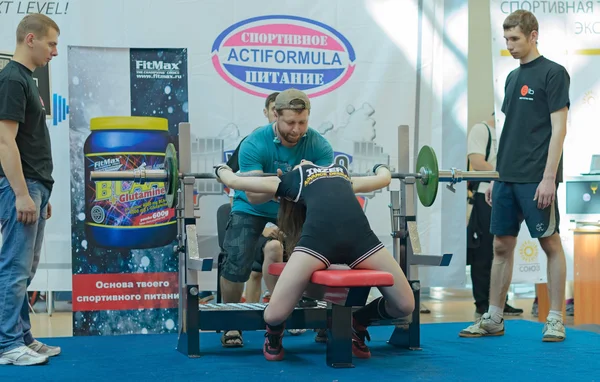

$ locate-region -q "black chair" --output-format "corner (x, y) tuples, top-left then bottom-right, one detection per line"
(215, 203), (231, 304)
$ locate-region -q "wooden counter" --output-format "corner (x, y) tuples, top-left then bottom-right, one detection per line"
(573, 227), (600, 325)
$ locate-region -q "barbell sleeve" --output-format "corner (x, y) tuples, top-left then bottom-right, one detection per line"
(90, 169), (169, 183)
(460, 170), (499, 181)
(438, 170), (499, 183)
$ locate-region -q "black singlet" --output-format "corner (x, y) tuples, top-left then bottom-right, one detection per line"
(275, 163), (383, 268)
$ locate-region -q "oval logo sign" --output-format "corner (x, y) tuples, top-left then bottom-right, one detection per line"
(211, 15), (356, 98)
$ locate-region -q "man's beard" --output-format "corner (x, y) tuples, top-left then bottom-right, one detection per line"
(280, 132), (302, 144)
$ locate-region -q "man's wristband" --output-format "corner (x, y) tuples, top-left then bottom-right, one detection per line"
(214, 165), (224, 179)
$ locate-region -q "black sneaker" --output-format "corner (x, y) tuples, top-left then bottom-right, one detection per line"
(351, 318), (371, 359)
(314, 328), (327, 343)
(566, 300), (574, 317)
(504, 303), (523, 316)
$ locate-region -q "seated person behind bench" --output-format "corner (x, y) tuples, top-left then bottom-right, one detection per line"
(216, 161), (415, 362)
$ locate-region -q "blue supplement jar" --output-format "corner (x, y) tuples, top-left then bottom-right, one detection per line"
(84, 116), (177, 250)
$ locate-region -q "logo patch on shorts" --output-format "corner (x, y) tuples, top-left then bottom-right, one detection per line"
(536, 223), (545, 232)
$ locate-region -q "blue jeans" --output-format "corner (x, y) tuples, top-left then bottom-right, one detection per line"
(0, 177), (50, 353)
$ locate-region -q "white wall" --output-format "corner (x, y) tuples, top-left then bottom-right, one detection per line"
(468, 0), (494, 132)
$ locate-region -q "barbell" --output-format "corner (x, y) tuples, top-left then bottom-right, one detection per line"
(89, 143), (498, 208)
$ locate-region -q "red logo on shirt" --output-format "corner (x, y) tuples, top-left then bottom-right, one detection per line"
(520, 85), (534, 97)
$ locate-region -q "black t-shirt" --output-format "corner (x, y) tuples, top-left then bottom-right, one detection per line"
(0, 60), (53, 191)
(226, 136), (247, 173)
(497, 56), (570, 183)
(275, 163), (369, 231)
(226, 126), (265, 173)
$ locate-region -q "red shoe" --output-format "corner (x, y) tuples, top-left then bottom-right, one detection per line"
(263, 325), (285, 361)
(352, 318), (371, 359)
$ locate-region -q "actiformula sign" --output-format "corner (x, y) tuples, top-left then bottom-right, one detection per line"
(211, 15), (356, 98)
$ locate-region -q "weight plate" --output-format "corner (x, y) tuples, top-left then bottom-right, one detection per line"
(165, 143), (179, 208)
(416, 145), (439, 207)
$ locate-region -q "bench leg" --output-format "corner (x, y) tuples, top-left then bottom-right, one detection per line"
(177, 285), (201, 357)
(215, 253), (225, 334)
(326, 303), (355, 368)
(216, 253), (225, 304)
(388, 280), (422, 350)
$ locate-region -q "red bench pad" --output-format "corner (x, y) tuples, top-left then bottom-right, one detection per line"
(268, 262), (394, 288)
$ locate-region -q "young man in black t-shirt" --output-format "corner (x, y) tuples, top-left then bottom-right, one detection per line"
(460, 10), (569, 342)
(0, 14), (61, 366)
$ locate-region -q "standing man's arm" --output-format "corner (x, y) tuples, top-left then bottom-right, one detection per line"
(545, 107), (568, 182)
(468, 154), (494, 171)
(0, 80), (37, 224)
(535, 68), (570, 209)
(537, 106), (568, 203)
(467, 123), (494, 171)
(0, 121), (28, 197)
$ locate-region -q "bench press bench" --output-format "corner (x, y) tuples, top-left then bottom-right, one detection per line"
(268, 262), (395, 368)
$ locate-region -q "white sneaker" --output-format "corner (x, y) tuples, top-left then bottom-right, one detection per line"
(287, 329), (307, 336)
(459, 313), (505, 338)
(262, 290), (271, 302)
(28, 340), (61, 357)
(0, 345), (49, 366)
(542, 319), (566, 342)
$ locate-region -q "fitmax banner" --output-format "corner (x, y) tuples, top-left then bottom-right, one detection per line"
(68, 47), (188, 335)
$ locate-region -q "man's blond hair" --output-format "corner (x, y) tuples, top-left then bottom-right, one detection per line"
(16, 14), (60, 44)
(503, 10), (538, 37)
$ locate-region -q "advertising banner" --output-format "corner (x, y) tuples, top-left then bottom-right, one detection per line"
(68, 47), (188, 335)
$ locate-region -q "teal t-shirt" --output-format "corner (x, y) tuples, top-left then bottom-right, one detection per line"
(232, 123), (334, 218)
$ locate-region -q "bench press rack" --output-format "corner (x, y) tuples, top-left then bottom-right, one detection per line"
(170, 122), (456, 365)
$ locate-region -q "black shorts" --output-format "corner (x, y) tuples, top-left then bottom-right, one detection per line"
(251, 236), (271, 273)
(221, 212), (276, 282)
(490, 181), (560, 238)
(251, 235), (288, 273)
(294, 226), (384, 268)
